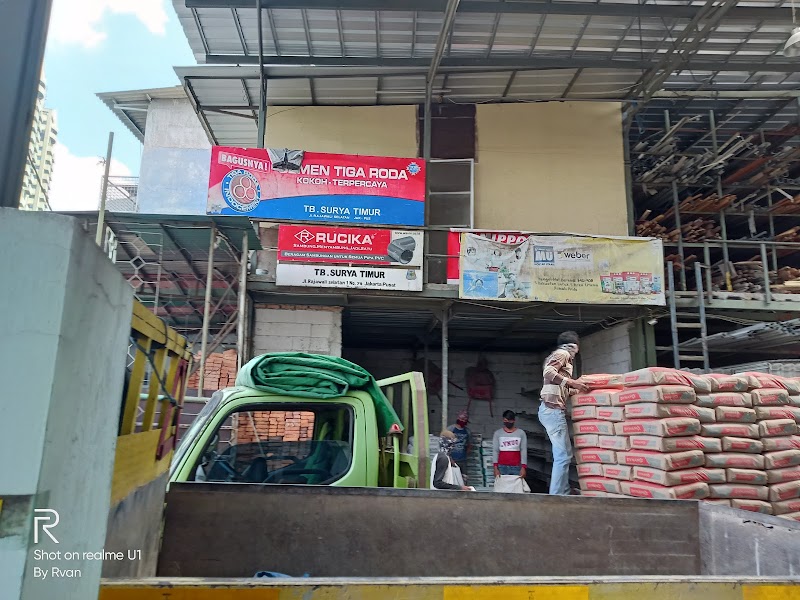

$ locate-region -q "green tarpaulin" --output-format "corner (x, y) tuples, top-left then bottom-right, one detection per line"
(236, 352), (403, 436)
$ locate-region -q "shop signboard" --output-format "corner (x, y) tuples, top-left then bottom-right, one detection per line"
(458, 232), (665, 305)
(207, 146), (426, 226)
(278, 224), (423, 267)
(275, 224), (423, 291)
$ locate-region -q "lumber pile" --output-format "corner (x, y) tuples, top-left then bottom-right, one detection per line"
(678, 193), (736, 214)
(636, 211), (720, 242)
(712, 262), (775, 293)
(768, 196), (800, 216)
(772, 267), (800, 295)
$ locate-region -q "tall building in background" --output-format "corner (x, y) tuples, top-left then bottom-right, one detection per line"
(19, 78), (57, 211)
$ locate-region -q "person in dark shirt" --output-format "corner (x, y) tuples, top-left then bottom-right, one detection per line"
(432, 430), (472, 491)
(447, 410), (472, 474)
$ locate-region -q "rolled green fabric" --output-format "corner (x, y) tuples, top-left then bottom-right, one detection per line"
(236, 352), (403, 436)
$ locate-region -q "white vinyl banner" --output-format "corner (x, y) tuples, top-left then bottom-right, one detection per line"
(276, 263), (423, 291)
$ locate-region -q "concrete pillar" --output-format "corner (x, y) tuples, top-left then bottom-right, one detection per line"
(0, 209), (133, 600)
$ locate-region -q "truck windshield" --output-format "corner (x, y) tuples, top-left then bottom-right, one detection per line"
(191, 405), (353, 485)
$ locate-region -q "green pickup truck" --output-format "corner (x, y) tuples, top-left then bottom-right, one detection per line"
(170, 362), (430, 489)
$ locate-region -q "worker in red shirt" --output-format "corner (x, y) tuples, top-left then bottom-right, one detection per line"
(492, 410), (527, 479)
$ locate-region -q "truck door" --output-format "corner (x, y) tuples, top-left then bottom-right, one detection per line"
(377, 372), (429, 488)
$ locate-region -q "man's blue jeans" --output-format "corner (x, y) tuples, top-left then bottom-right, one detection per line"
(538, 403), (573, 495)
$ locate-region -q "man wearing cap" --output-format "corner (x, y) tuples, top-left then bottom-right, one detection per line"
(447, 410), (472, 477)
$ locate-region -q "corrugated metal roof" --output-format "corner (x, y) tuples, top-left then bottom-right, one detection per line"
(96, 86), (187, 142)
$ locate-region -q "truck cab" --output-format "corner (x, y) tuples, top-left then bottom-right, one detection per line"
(170, 372), (429, 489)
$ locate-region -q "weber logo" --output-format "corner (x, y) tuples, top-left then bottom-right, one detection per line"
(557, 247), (592, 262)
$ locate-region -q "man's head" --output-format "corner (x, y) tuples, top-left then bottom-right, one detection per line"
(439, 429), (457, 454)
(502, 410), (516, 431)
(557, 330), (580, 357)
(456, 410), (469, 428)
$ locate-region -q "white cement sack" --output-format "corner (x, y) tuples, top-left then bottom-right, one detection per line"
(577, 374), (624, 390)
(574, 434), (599, 448)
(577, 463), (604, 477)
(751, 388), (791, 407)
(709, 484), (769, 501)
(572, 390), (615, 407)
(705, 453), (765, 470)
(615, 418), (702, 437)
(777, 511), (800, 521)
(769, 480), (800, 502)
(721, 436), (763, 454)
(695, 393), (753, 408)
(730, 499), (773, 514)
(493, 474), (531, 494)
(764, 449), (800, 470)
(633, 466), (725, 486)
(726, 468), (768, 485)
(791, 396), (800, 407)
(620, 480), (709, 500)
(772, 498), (800, 515)
(762, 436), (800, 452)
(714, 406), (756, 424)
(575, 448), (617, 464)
(704, 499), (732, 506)
(579, 477), (622, 494)
(599, 435), (630, 451)
(602, 464), (634, 481)
(701, 423), (759, 439)
(706, 374), (751, 393)
(573, 420), (616, 436)
(612, 386), (696, 406)
(571, 405), (596, 421)
(617, 449), (705, 471)
(755, 406), (800, 422)
(767, 466), (800, 484)
(758, 419), (798, 438)
(739, 372), (800, 394)
(624, 403), (715, 422)
(595, 406), (625, 422)
(629, 435), (721, 453)
(622, 368), (711, 393)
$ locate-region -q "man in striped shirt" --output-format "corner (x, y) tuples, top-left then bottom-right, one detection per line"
(538, 331), (589, 495)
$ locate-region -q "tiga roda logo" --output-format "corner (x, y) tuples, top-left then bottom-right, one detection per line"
(221, 169), (261, 212)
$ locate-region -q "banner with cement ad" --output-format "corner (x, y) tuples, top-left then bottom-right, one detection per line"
(207, 146), (426, 226)
(458, 233), (665, 305)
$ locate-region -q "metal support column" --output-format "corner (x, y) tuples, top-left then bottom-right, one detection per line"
(720, 209), (731, 290)
(0, 0), (52, 208)
(760, 242), (772, 305)
(667, 261), (680, 369)
(256, 0), (267, 148)
(671, 181), (687, 291)
(96, 132), (114, 245)
(198, 225), (217, 395)
(694, 262), (710, 372)
(423, 95), (432, 284)
(703, 243), (713, 305)
(237, 230), (249, 371)
(767, 187), (779, 271)
(440, 306), (449, 433)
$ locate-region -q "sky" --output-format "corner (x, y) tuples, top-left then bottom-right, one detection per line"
(44, 0), (196, 210)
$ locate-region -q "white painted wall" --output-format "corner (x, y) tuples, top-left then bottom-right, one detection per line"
(252, 305), (343, 357)
(138, 98), (212, 214)
(0, 209), (133, 600)
(580, 323), (633, 375)
(343, 348), (546, 439)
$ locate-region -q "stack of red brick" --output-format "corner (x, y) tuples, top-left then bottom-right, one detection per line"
(236, 410), (315, 444)
(187, 349), (239, 392)
(570, 367), (800, 521)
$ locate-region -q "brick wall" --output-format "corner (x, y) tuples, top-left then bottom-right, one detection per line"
(580, 322), (633, 375)
(253, 305), (343, 356)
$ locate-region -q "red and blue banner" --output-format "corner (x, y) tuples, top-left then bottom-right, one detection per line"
(207, 146), (426, 226)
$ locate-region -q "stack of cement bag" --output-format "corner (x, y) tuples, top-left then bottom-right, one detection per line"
(570, 367), (800, 521)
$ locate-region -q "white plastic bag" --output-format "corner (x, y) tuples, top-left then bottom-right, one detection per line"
(493, 474), (531, 494)
(430, 454), (466, 489)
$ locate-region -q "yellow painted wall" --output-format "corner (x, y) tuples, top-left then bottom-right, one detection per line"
(264, 105), (418, 158)
(474, 102), (629, 235)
